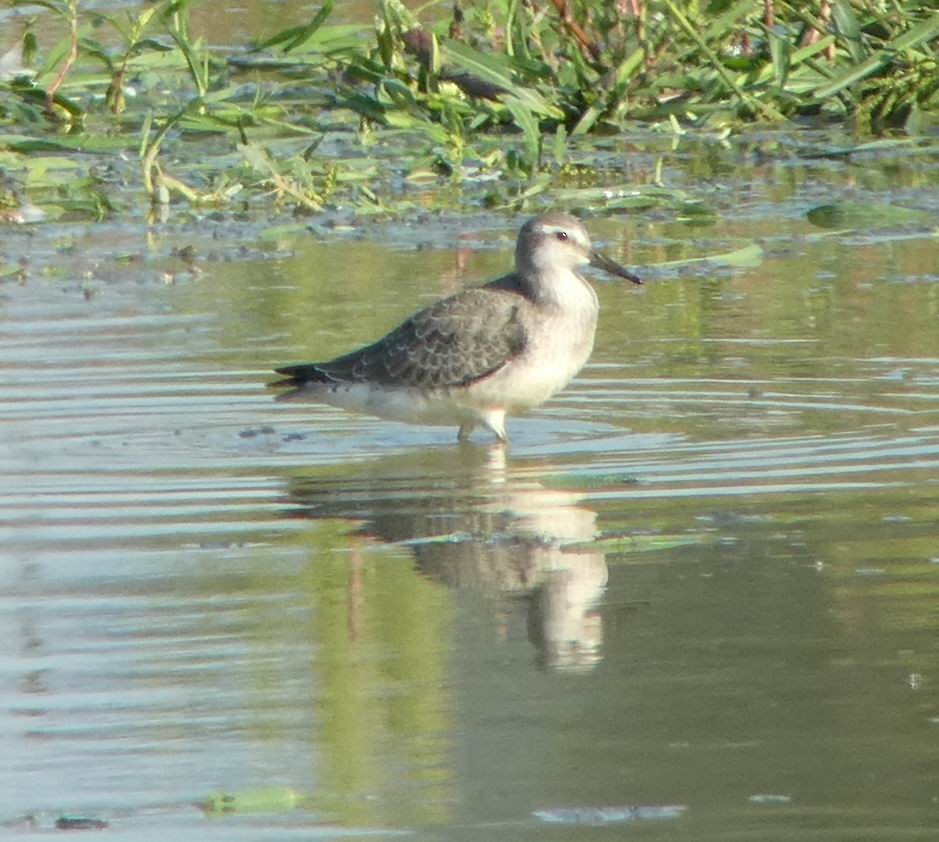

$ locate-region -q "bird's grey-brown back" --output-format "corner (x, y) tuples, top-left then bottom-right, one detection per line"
(273, 213), (641, 442)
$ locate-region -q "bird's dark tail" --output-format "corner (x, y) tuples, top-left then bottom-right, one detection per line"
(269, 363), (336, 392)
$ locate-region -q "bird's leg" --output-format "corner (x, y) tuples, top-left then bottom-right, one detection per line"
(457, 424), (475, 441)
(483, 409), (508, 444)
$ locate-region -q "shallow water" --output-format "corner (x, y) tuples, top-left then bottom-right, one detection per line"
(3, 141), (939, 840)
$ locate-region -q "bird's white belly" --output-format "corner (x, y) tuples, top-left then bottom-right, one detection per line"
(291, 381), (479, 426)
(469, 308), (597, 411)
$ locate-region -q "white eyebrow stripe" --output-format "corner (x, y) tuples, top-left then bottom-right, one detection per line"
(541, 225), (589, 248)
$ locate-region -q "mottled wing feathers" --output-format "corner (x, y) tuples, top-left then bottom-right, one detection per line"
(275, 287), (527, 390)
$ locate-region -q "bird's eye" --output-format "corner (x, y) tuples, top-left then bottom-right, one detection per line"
(554, 231), (568, 242)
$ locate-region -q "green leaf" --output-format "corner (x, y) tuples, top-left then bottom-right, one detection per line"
(655, 242), (764, 269)
(555, 184), (691, 210)
(715, 242), (764, 267)
(10, 0), (68, 13)
(504, 97), (540, 168)
(441, 41), (562, 119)
(700, 0), (759, 42)
(335, 91), (388, 122)
(788, 34), (836, 66)
(570, 103), (603, 137)
(832, 0), (866, 64)
(767, 26), (790, 89)
(258, 223), (310, 241)
(22, 156), (80, 186)
(552, 123), (568, 167)
(429, 30), (440, 78)
(0, 134), (130, 153)
(237, 141), (276, 174)
(199, 788), (302, 816)
(612, 47), (645, 88)
(806, 202), (932, 229)
(379, 77), (420, 112)
(379, 0), (418, 31)
(253, 1), (335, 53)
(813, 12), (939, 99)
(675, 201), (719, 226)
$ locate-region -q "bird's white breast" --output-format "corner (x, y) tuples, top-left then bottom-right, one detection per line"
(470, 270), (599, 411)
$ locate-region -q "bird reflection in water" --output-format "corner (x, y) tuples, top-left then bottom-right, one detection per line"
(286, 446), (608, 672)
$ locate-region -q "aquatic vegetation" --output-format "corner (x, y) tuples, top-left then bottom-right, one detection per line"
(0, 0), (937, 218)
(806, 200), (933, 229)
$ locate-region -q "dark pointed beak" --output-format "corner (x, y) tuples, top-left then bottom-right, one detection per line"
(589, 249), (642, 285)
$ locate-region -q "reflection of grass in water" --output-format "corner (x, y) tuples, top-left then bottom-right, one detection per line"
(293, 520), (455, 827)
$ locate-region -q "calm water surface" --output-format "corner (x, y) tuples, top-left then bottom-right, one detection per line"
(2, 142), (939, 839)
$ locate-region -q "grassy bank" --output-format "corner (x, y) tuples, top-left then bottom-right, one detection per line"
(0, 0), (937, 219)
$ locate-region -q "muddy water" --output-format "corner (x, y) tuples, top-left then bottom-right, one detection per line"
(3, 150), (939, 839)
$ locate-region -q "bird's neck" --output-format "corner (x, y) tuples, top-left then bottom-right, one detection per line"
(521, 266), (598, 313)
(484, 269), (598, 314)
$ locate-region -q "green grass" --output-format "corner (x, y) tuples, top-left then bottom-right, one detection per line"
(0, 0), (937, 217)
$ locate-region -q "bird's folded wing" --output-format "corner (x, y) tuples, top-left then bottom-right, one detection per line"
(279, 288), (527, 389)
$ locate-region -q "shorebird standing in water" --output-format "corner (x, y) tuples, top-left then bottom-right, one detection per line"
(272, 213), (642, 442)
